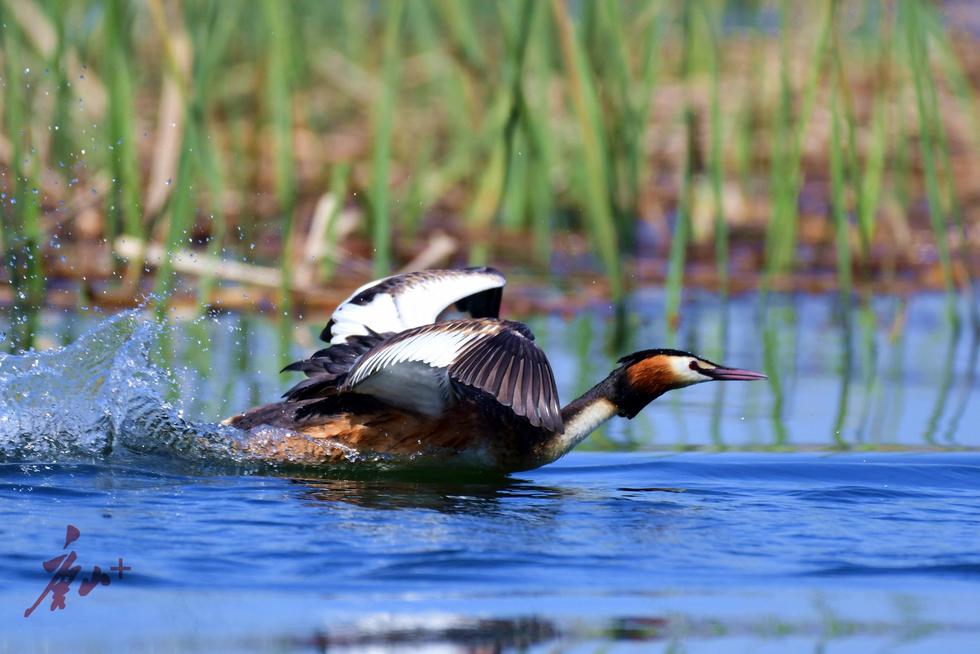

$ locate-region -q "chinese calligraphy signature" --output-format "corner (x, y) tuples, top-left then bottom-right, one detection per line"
(24, 524), (131, 618)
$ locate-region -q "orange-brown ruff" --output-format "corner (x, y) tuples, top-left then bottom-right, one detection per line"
(223, 268), (767, 472)
(625, 357), (676, 396)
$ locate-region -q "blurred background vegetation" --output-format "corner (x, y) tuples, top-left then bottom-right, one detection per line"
(1, 0), (979, 353)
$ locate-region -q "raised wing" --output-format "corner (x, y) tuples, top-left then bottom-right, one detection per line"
(281, 332), (384, 402)
(341, 319), (563, 433)
(323, 267), (506, 345)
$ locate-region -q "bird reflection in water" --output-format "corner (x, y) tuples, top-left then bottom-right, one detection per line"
(290, 474), (569, 515)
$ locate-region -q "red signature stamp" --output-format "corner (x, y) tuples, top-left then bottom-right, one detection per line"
(24, 525), (131, 618)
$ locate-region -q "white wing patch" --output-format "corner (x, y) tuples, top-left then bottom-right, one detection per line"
(337, 319), (564, 432)
(326, 268), (505, 344)
(345, 329), (486, 388)
(340, 328), (492, 417)
(329, 291), (401, 342)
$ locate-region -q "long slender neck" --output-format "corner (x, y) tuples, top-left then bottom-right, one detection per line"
(535, 374), (621, 466)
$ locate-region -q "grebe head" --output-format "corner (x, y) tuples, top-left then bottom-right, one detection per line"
(612, 349), (767, 418)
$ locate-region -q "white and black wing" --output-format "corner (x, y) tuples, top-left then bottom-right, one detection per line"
(323, 267), (506, 345)
(281, 332), (383, 402)
(340, 319), (563, 433)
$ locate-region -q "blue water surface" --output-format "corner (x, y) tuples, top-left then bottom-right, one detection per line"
(1, 292), (979, 652)
(2, 452), (980, 652)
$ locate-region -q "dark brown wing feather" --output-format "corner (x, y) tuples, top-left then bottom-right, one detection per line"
(281, 331), (388, 401)
(448, 324), (563, 433)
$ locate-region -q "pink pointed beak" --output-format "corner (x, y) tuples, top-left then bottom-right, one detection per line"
(704, 366), (768, 381)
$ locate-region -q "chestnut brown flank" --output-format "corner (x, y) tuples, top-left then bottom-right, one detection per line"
(225, 398), (552, 470)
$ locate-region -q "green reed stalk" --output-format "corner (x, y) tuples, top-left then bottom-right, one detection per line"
(830, 324), (854, 449)
(919, 9), (976, 320)
(943, 323), (979, 442)
(829, 81), (853, 301)
(903, 0), (957, 322)
(371, 1), (404, 277)
(765, 0), (832, 278)
(927, 100), (969, 293)
(403, 142), (434, 240)
(854, 303), (879, 443)
(191, 2), (236, 312)
(859, 98), (887, 249)
(550, 0), (623, 301)
(929, 11), (980, 146)
(152, 1), (225, 314)
(320, 162), (351, 282)
(870, 300), (907, 443)
(829, 80), (853, 448)
(665, 3), (696, 333)
(469, 0), (537, 262)
(48, 0), (74, 168)
(406, 0), (470, 206)
(888, 28), (914, 277)
(735, 6), (763, 190)
(501, 128), (529, 232)
(435, 0), (486, 75)
(528, 172), (552, 265)
(764, 1), (798, 276)
(702, 0), (729, 295)
(499, 0), (536, 234)
(762, 306), (790, 447)
(225, 110), (258, 258)
(597, 1), (666, 245)
(104, 0), (143, 244)
(523, 5), (556, 266)
(704, 0), (730, 443)
(593, 0), (631, 239)
(262, 0), (297, 315)
(467, 97), (509, 266)
(856, 5), (890, 253)
(710, 299), (731, 449)
(153, 130), (197, 317)
(831, 27), (869, 259)
(195, 139), (227, 313)
(922, 321), (960, 444)
(1, 15), (43, 351)
(338, 0), (368, 61)
(626, 3), (667, 222)
(525, 122), (554, 266)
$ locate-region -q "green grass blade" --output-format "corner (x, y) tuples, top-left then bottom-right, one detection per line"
(702, 0), (729, 295)
(105, 0), (143, 242)
(262, 0), (297, 319)
(829, 78), (853, 302)
(370, 1), (404, 277)
(321, 162), (351, 281)
(665, 3), (696, 332)
(903, 0), (957, 322)
(1, 12), (43, 351)
(550, 0), (622, 301)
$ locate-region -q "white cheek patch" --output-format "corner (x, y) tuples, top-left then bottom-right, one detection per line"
(668, 357), (713, 385)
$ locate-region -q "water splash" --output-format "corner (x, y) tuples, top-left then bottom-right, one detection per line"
(0, 311), (477, 474)
(0, 311), (245, 464)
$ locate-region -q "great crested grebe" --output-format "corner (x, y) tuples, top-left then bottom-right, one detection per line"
(224, 267), (766, 471)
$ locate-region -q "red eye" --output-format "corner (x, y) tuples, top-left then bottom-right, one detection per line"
(689, 361), (699, 371)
